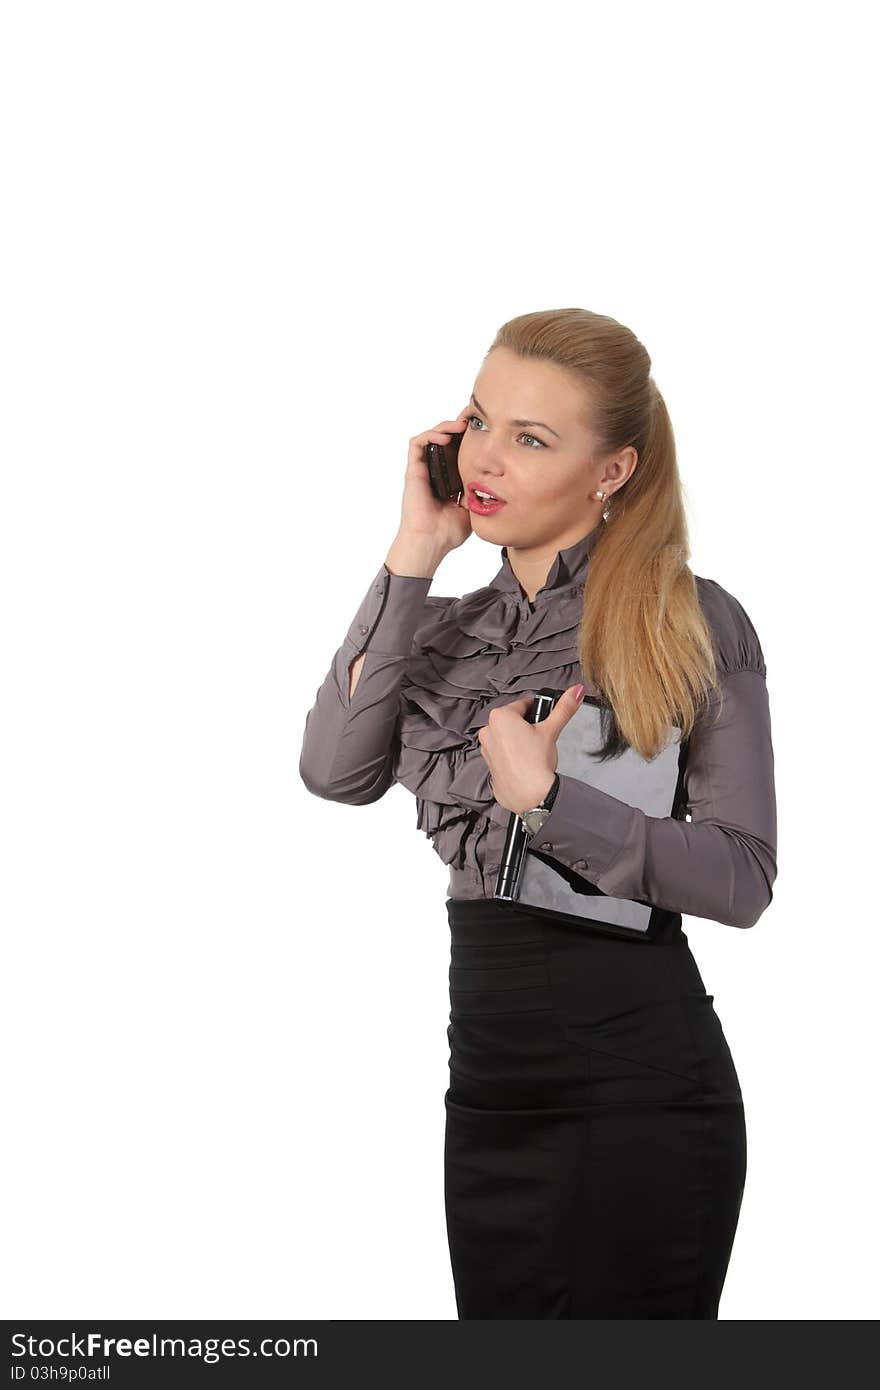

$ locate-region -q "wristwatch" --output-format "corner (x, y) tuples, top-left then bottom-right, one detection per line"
(519, 772), (561, 836)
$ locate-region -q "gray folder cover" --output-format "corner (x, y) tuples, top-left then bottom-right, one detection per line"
(516, 697), (685, 936)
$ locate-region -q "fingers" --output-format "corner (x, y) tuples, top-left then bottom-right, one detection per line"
(410, 411), (470, 446)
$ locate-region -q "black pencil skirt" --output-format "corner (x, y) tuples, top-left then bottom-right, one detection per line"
(443, 897), (747, 1319)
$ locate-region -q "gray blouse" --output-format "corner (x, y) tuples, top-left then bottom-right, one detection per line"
(299, 525), (778, 929)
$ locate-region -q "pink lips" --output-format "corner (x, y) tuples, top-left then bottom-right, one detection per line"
(467, 483), (507, 516)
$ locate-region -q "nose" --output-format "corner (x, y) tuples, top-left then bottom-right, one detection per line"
(474, 454), (505, 478)
(463, 429), (505, 482)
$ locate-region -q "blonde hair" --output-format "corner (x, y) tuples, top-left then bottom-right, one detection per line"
(487, 307), (719, 761)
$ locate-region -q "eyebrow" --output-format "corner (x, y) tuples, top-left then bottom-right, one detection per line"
(470, 394), (562, 440)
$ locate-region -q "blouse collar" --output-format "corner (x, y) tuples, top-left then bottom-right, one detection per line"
(488, 522), (604, 603)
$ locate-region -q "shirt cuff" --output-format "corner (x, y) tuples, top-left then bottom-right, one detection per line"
(525, 772), (642, 891)
(345, 564), (434, 658)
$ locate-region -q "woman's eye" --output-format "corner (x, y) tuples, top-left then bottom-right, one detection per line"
(465, 415), (546, 449)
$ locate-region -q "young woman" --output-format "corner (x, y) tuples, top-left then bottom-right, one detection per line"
(299, 307), (778, 1319)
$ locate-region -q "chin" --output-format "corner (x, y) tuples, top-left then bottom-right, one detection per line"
(470, 516), (515, 542)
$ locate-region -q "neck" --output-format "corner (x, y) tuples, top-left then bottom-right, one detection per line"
(507, 523), (600, 602)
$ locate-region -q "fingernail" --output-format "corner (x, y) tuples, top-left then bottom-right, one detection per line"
(573, 683), (585, 701)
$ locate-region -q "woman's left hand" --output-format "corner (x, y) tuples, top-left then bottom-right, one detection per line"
(478, 684), (586, 814)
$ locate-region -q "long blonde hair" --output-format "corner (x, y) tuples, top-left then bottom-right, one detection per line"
(488, 307), (719, 761)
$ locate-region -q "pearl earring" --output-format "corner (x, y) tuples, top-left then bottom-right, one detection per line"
(594, 490), (607, 501)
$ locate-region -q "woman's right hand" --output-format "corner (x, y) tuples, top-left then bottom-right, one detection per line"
(393, 408), (474, 556)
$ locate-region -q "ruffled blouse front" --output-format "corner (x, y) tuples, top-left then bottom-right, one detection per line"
(391, 527), (605, 889)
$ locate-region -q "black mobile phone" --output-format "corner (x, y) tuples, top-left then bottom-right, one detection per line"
(424, 427), (464, 502)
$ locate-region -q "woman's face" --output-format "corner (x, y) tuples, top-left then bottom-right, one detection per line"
(458, 346), (634, 551)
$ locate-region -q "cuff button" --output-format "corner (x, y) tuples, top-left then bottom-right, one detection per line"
(358, 624), (369, 635)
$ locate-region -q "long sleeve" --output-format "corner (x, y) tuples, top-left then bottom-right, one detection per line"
(526, 580), (778, 930)
(299, 563), (438, 805)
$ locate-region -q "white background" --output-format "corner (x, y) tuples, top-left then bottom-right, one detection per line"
(2, 0), (877, 1320)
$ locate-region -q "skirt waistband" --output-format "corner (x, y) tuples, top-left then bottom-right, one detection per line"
(445, 896), (684, 950)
